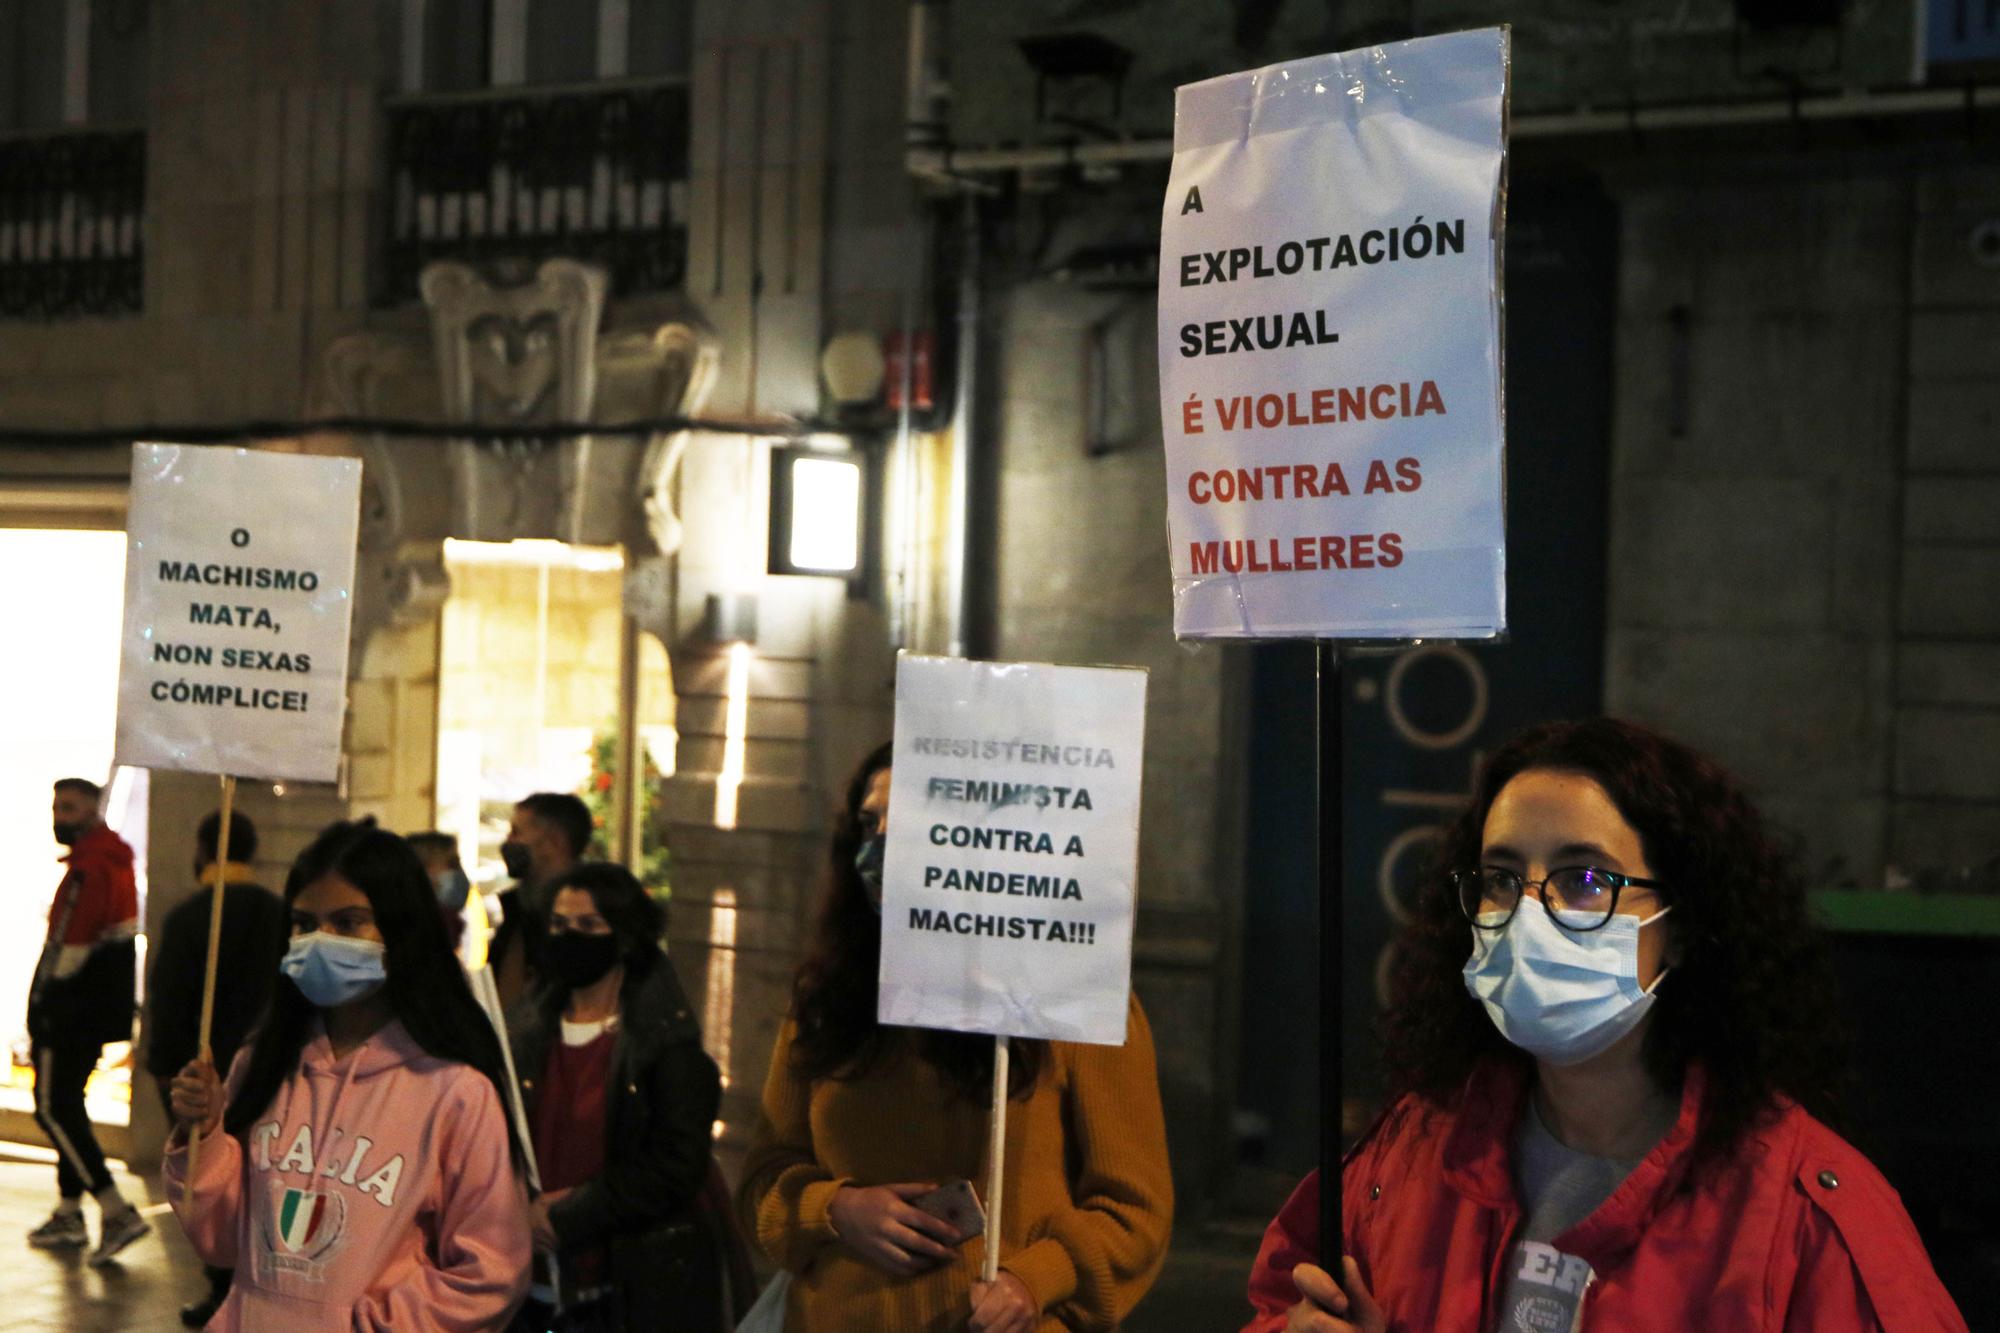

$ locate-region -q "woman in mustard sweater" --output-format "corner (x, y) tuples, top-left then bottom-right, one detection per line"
(739, 742), (1174, 1332)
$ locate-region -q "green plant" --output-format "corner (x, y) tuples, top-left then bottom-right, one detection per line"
(580, 725), (672, 903)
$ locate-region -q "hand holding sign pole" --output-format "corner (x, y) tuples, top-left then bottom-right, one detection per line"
(878, 654), (1147, 1295)
(114, 443), (362, 1173)
(1157, 29), (1511, 1264)
(191, 773), (237, 1171)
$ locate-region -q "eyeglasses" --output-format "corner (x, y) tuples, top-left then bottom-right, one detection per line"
(1453, 865), (1668, 932)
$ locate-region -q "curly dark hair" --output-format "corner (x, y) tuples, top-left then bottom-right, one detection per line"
(1383, 716), (1848, 1183)
(789, 741), (1047, 1100)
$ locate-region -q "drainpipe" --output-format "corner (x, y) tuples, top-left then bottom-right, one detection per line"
(890, 0), (942, 650)
(907, 1), (991, 657)
(946, 192), (983, 658)
(907, 0), (947, 154)
(906, 0), (1000, 196)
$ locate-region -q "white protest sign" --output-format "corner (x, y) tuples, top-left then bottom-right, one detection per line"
(877, 655), (1147, 1046)
(114, 443), (362, 783)
(1157, 27), (1510, 640)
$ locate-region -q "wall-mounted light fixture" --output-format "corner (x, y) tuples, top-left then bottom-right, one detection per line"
(701, 591), (759, 645)
(1016, 31), (1134, 136)
(768, 441), (868, 582)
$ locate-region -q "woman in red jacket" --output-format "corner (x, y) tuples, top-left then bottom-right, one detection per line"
(1245, 717), (1968, 1333)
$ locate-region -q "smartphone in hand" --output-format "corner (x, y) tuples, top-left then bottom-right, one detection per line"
(908, 1179), (986, 1241)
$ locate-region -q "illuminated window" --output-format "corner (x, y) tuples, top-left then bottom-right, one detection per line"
(436, 538), (627, 890)
(768, 444), (866, 580)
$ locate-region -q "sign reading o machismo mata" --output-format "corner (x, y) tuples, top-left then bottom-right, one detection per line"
(114, 444), (362, 783)
(1157, 27), (1510, 640)
(877, 655), (1147, 1047)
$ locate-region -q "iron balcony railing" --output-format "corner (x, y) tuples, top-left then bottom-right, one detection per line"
(0, 127), (145, 319)
(379, 76), (690, 305)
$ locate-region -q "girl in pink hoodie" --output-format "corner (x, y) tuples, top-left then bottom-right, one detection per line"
(166, 819), (532, 1331)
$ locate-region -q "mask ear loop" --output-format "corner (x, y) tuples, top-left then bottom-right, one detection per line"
(1636, 904), (1674, 994)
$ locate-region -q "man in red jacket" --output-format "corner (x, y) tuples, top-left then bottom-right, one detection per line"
(27, 778), (149, 1266)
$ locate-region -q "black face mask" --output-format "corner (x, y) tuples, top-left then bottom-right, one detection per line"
(52, 821), (84, 846)
(854, 835), (886, 913)
(546, 931), (620, 990)
(499, 841), (534, 880)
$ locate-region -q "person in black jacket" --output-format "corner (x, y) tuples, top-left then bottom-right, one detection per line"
(142, 808), (286, 1327)
(507, 862), (731, 1332)
(490, 792), (591, 1009)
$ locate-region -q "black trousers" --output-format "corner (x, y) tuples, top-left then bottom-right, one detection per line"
(31, 1035), (113, 1199)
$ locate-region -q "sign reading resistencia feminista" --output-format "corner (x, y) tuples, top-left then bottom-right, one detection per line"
(1157, 28), (1510, 640)
(877, 655), (1147, 1047)
(114, 443), (362, 783)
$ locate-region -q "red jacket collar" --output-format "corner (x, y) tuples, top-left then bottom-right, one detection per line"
(1439, 1058), (1707, 1262)
(59, 821), (125, 865)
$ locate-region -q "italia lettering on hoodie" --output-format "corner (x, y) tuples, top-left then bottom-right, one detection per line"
(256, 1120), (403, 1201)
(248, 1118), (406, 1273)
(164, 1019), (531, 1333)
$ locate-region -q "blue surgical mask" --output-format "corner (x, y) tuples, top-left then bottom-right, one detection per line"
(281, 932), (388, 1009)
(854, 835), (885, 913)
(1462, 905), (1673, 1066)
(433, 868), (471, 911)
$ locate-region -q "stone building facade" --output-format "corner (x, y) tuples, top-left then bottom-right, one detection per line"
(0, 4), (1995, 1261)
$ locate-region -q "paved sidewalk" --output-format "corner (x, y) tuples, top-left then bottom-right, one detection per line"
(0, 1149), (201, 1331)
(0, 1138), (1268, 1332)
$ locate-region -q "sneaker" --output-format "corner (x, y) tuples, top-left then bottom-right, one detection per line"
(27, 1209), (87, 1249)
(86, 1206), (150, 1267)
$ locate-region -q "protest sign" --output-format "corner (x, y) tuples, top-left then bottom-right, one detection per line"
(876, 654), (1147, 1047)
(1157, 27), (1510, 640)
(114, 443), (362, 783)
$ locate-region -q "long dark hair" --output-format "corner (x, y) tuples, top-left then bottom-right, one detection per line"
(790, 742), (1047, 1100)
(1384, 716), (1847, 1181)
(223, 819), (522, 1166)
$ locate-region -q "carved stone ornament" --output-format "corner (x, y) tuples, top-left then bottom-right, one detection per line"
(421, 258), (606, 542)
(313, 258), (717, 652)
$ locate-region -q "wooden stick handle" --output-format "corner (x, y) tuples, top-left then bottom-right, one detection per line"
(982, 1034), (1009, 1285)
(189, 774), (236, 1176)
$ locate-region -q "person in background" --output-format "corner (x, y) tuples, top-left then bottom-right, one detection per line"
(1243, 717), (1968, 1333)
(27, 777), (149, 1266)
(739, 742), (1174, 1332)
(409, 831), (473, 954)
(144, 808), (287, 1326)
(165, 818), (532, 1329)
(489, 793), (592, 1009)
(507, 861), (733, 1331)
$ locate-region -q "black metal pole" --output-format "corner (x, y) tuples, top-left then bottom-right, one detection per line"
(1317, 640), (1343, 1265)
